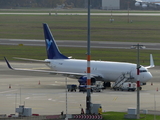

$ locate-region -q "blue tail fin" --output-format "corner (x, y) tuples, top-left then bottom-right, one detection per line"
(43, 23), (68, 59)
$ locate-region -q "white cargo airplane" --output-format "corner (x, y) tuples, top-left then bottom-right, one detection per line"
(135, 0), (160, 8)
(4, 23), (154, 88)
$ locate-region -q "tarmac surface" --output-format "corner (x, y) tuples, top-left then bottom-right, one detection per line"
(0, 61), (160, 116)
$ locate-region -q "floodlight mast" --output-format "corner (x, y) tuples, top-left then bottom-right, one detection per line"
(86, 0), (91, 114)
(131, 44), (145, 119)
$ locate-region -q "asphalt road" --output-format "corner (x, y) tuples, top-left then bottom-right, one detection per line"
(1, 39), (160, 50)
(1, 12), (160, 16)
(0, 62), (160, 115)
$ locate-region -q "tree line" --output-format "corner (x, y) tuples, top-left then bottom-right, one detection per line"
(0, 0), (136, 10)
(0, 0), (87, 8)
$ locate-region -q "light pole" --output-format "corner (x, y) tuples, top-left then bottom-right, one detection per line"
(65, 77), (68, 120)
(131, 44), (145, 119)
(128, 1), (130, 23)
(86, 0), (91, 114)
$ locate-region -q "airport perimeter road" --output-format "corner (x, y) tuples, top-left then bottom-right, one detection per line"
(0, 61), (160, 115)
(1, 12), (160, 16)
(1, 39), (160, 50)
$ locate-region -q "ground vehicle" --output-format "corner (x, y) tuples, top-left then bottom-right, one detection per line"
(78, 77), (103, 92)
(121, 82), (136, 91)
(67, 84), (77, 92)
(91, 81), (103, 92)
(112, 82), (136, 91)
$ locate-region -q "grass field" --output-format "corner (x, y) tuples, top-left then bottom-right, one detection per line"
(1, 9), (160, 13)
(103, 111), (160, 120)
(0, 10), (160, 65)
(1, 45), (160, 65)
(0, 14), (160, 43)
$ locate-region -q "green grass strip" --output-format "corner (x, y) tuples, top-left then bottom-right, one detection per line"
(1, 45), (160, 66)
(103, 111), (160, 120)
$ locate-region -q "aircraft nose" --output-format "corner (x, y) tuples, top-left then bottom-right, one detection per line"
(145, 72), (152, 81)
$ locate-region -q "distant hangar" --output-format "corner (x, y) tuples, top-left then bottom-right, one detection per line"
(102, 0), (120, 10)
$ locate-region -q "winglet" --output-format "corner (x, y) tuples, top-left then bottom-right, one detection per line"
(4, 57), (13, 70)
(150, 54), (155, 67)
(145, 54), (155, 69)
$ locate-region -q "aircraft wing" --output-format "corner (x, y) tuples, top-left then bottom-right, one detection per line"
(135, 0), (150, 3)
(155, 3), (160, 5)
(13, 57), (50, 63)
(135, 0), (143, 2)
(135, 0), (160, 4)
(4, 57), (101, 78)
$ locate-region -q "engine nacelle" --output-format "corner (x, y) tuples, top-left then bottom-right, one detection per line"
(142, 4), (147, 8)
(78, 76), (96, 85)
(135, 2), (140, 6)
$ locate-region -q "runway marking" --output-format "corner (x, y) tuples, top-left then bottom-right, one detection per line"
(25, 97), (30, 99)
(55, 81), (64, 84)
(68, 101), (77, 103)
(32, 94), (45, 96)
(50, 84), (60, 86)
(0, 89), (18, 94)
(113, 97), (118, 101)
(33, 96), (47, 99)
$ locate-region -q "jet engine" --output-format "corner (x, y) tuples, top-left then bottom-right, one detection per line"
(78, 76), (96, 85)
(135, 2), (140, 6)
(142, 4), (147, 8)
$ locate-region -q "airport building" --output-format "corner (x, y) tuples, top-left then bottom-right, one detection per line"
(84, 0), (121, 10)
(81, 0), (136, 10)
(102, 0), (120, 10)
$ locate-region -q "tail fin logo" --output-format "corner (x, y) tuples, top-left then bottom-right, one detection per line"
(46, 39), (53, 51)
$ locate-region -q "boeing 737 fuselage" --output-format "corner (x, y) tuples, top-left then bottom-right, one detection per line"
(4, 23), (154, 88)
(45, 59), (152, 83)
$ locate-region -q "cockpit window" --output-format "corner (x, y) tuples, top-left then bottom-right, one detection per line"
(140, 70), (147, 73)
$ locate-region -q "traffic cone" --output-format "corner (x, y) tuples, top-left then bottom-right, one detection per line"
(9, 84), (11, 89)
(157, 87), (158, 92)
(38, 81), (40, 85)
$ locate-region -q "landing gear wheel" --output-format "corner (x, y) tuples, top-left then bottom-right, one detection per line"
(103, 82), (111, 89)
(140, 87), (142, 90)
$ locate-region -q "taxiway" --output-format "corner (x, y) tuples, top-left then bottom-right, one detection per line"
(0, 39), (160, 50)
(0, 61), (160, 115)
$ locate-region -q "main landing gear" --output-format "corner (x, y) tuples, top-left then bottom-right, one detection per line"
(103, 82), (111, 89)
